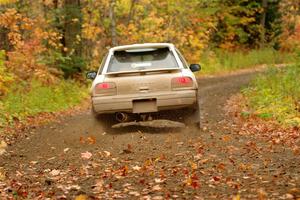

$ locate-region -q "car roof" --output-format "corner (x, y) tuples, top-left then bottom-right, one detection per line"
(110, 43), (174, 52)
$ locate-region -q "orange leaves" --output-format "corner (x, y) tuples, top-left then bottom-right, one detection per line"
(118, 165), (129, 176)
(184, 173), (200, 189)
(82, 23), (103, 41)
(79, 135), (96, 145)
(0, 8), (59, 84)
(0, 9), (29, 48)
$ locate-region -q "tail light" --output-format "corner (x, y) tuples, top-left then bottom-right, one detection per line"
(94, 82), (116, 96)
(171, 77), (193, 89)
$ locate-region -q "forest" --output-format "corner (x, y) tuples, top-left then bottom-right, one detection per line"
(0, 0), (300, 129)
(1, 1), (300, 199)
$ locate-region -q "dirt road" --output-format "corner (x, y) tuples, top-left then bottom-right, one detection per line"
(1, 72), (299, 199)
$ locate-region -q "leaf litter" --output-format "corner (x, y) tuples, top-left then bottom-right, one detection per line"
(1, 76), (300, 199)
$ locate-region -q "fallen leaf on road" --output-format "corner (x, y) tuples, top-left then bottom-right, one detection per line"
(121, 144), (133, 154)
(152, 185), (162, 191)
(132, 165), (141, 171)
(177, 142), (184, 146)
(284, 193), (294, 199)
(49, 169), (60, 176)
(0, 141), (7, 155)
(222, 135), (232, 142)
(199, 158), (209, 164)
(80, 136), (85, 144)
(292, 146), (300, 155)
(217, 162), (226, 171)
(129, 191), (140, 196)
(64, 148), (70, 153)
(87, 136), (96, 144)
(0, 168), (5, 181)
(103, 151), (111, 157)
(288, 188), (300, 197)
(120, 165), (129, 176)
(232, 194), (241, 200)
(47, 157), (56, 161)
(189, 161), (198, 170)
(154, 178), (164, 183)
(213, 176), (221, 182)
(93, 180), (104, 193)
(66, 185), (81, 190)
(152, 196), (164, 200)
(30, 161), (38, 165)
(81, 151), (92, 160)
(16, 170), (23, 177)
(0, 140), (7, 149)
(257, 188), (267, 200)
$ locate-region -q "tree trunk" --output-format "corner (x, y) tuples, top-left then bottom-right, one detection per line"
(63, 0), (82, 56)
(260, 0), (268, 48)
(127, 0), (137, 25)
(109, 0), (117, 46)
(53, 0), (58, 9)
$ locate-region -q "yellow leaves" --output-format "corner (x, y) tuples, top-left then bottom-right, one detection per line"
(0, 0), (16, 5)
(0, 50), (14, 96)
(285, 117), (300, 127)
(240, 17), (256, 25)
(82, 24), (102, 41)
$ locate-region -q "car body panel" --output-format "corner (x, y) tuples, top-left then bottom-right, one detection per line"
(92, 90), (197, 114)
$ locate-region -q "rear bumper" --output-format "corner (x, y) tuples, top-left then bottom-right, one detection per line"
(92, 90), (197, 114)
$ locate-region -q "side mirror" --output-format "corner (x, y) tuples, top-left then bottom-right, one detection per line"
(189, 64), (201, 72)
(86, 71), (97, 80)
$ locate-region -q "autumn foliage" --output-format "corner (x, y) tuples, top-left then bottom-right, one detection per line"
(0, 0), (300, 125)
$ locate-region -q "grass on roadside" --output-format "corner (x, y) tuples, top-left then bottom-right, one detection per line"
(199, 48), (296, 75)
(242, 64), (300, 127)
(0, 79), (88, 127)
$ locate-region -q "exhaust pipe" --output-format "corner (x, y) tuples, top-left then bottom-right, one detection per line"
(115, 112), (129, 123)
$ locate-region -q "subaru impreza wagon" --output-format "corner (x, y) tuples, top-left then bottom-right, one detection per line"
(87, 43), (201, 128)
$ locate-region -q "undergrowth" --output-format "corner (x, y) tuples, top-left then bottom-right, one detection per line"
(0, 80), (88, 128)
(243, 64), (300, 127)
(199, 48), (296, 74)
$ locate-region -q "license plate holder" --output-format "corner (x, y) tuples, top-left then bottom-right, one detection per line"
(133, 99), (157, 113)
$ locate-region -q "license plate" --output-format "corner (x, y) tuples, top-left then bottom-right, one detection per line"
(133, 99), (157, 113)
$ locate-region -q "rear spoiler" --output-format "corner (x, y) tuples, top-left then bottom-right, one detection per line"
(104, 68), (181, 76)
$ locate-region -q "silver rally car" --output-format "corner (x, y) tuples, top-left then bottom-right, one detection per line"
(87, 43), (201, 128)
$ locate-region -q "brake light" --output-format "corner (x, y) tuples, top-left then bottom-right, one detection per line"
(97, 83), (110, 89)
(171, 77), (193, 89)
(94, 82), (116, 95)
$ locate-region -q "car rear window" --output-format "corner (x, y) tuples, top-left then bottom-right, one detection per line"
(107, 47), (179, 73)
